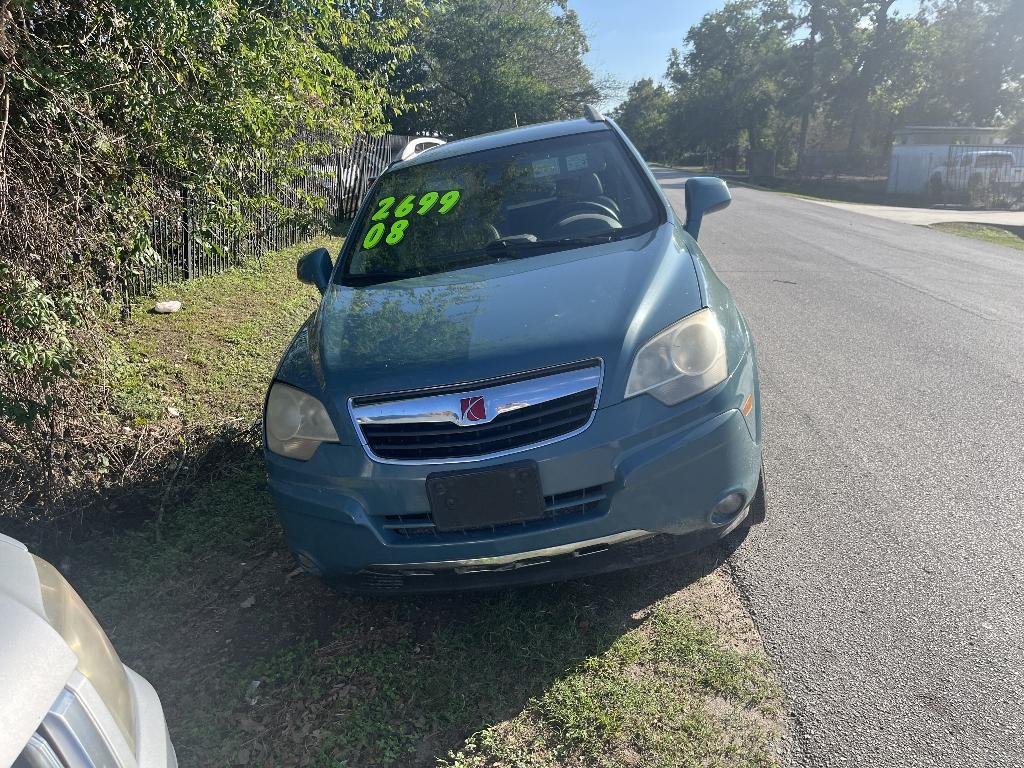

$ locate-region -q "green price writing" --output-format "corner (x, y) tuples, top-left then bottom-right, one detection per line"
(363, 189), (462, 249)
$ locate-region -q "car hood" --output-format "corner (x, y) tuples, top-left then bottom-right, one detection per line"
(297, 224), (703, 413)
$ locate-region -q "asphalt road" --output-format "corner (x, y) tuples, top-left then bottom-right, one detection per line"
(653, 167), (1024, 767)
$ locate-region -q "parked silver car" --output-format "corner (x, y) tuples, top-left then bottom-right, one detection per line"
(0, 534), (176, 768)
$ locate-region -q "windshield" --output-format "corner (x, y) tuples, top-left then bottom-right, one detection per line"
(338, 130), (661, 286)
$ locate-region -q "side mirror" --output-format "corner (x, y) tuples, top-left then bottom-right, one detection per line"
(297, 247), (333, 294)
(683, 177), (731, 240)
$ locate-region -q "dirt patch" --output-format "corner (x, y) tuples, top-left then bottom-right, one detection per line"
(69, 503), (787, 767)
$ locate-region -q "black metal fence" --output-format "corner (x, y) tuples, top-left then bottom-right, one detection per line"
(130, 133), (415, 297)
(335, 134), (413, 221)
(933, 144), (1024, 207)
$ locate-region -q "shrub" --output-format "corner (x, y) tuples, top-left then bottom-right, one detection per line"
(0, 0), (423, 528)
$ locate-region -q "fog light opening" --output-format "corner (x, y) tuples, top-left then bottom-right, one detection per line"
(710, 492), (746, 526)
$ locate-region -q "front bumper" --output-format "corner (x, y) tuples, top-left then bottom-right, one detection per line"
(266, 353), (761, 592)
(126, 667), (178, 768)
(329, 519), (750, 593)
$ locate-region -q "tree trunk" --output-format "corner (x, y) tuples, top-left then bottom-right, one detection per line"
(847, 0), (896, 152)
(796, 1), (821, 175)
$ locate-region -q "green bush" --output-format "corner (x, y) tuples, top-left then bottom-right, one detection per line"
(0, 0), (423, 526)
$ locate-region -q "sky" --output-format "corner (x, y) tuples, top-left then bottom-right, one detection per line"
(574, 0), (919, 111)
(575, 0), (728, 109)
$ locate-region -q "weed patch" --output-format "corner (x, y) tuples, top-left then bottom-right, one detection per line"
(441, 601), (779, 768)
(930, 222), (1024, 252)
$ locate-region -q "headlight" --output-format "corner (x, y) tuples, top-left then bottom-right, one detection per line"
(625, 308), (728, 405)
(33, 556), (137, 753)
(265, 382), (339, 460)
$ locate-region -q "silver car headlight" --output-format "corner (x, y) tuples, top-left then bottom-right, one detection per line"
(33, 556), (137, 753)
(265, 382), (340, 460)
(625, 308), (728, 405)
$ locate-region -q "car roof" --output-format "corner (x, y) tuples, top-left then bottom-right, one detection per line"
(389, 118), (610, 171)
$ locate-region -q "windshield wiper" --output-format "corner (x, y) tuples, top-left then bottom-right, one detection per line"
(484, 233), (620, 258)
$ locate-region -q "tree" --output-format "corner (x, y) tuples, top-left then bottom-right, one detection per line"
(666, 0), (792, 157)
(794, 1), (824, 169)
(839, 0), (901, 150)
(0, 0), (424, 520)
(394, 0), (600, 137)
(899, 0), (1024, 128)
(788, 1), (863, 167)
(612, 79), (673, 160)
(599, 0), (1022, 175)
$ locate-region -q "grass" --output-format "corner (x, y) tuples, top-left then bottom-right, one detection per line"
(929, 222), (1024, 251)
(106, 235), (335, 425)
(63, 239), (785, 768)
(442, 605), (778, 768)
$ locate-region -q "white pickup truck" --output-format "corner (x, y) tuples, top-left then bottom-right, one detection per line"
(928, 150), (1024, 199)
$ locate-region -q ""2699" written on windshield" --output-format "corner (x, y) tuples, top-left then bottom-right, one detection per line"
(362, 190), (462, 249)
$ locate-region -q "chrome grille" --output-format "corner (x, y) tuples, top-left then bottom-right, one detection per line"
(362, 390), (595, 460)
(351, 361), (602, 463)
(381, 484), (609, 539)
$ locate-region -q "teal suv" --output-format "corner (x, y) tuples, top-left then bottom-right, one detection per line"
(263, 108), (765, 592)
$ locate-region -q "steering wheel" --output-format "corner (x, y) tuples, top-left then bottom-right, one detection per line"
(448, 221), (500, 250)
(478, 222), (501, 242)
(551, 201), (619, 222)
(550, 212), (623, 237)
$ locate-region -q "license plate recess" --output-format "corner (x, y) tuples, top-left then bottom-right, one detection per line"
(426, 461), (545, 532)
